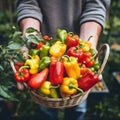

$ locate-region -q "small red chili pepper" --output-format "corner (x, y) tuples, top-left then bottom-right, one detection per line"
(66, 33), (79, 48)
(78, 71), (99, 91)
(67, 46), (84, 63)
(14, 68), (30, 82)
(49, 61), (64, 85)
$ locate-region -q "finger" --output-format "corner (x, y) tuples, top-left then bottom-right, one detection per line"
(98, 74), (103, 80)
(17, 82), (25, 91)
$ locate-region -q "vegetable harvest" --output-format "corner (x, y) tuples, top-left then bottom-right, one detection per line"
(10, 27), (101, 98)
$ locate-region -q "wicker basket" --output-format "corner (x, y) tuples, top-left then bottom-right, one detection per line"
(10, 44), (110, 108)
(29, 44), (110, 108)
(30, 89), (90, 108)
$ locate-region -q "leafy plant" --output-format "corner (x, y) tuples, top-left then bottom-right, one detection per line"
(0, 27), (45, 101)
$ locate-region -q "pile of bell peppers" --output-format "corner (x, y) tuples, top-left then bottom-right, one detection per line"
(13, 28), (100, 98)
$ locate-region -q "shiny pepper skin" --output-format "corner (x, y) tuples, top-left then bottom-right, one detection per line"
(67, 46), (84, 63)
(63, 56), (81, 80)
(78, 71), (99, 91)
(38, 81), (58, 98)
(60, 77), (78, 97)
(49, 41), (67, 58)
(28, 68), (49, 89)
(49, 61), (64, 85)
(39, 81), (51, 95)
(66, 33), (79, 48)
(14, 68), (30, 82)
(24, 55), (40, 74)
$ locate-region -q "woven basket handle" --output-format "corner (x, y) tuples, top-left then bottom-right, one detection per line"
(94, 43), (110, 76)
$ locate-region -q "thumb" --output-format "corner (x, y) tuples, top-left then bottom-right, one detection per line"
(17, 82), (25, 91)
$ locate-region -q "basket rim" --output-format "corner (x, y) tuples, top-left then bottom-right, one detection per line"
(30, 89), (91, 108)
(30, 89), (86, 102)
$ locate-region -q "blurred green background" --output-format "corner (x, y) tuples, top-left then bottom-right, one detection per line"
(0, 0), (120, 120)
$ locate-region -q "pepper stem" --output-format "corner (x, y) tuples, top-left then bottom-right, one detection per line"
(69, 83), (84, 93)
(19, 65), (29, 72)
(68, 32), (74, 36)
(90, 52), (97, 60)
(27, 54), (33, 59)
(61, 55), (71, 62)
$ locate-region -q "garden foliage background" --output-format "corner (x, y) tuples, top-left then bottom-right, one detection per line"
(0, 0), (120, 120)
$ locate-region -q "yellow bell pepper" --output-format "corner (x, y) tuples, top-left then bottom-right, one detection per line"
(60, 77), (83, 97)
(24, 55), (40, 74)
(38, 81), (59, 98)
(49, 41), (67, 57)
(63, 56), (81, 79)
(79, 36), (92, 52)
(39, 81), (51, 95)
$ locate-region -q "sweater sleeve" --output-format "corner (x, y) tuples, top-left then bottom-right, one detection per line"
(16, 0), (43, 23)
(79, 0), (111, 28)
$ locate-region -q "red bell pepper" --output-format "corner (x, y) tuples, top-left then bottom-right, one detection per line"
(67, 46), (84, 63)
(49, 61), (64, 85)
(66, 33), (79, 48)
(15, 61), (24, 71)
(14, 68), (30, 82)
(78, 71), (99, 91)
(28, 68), (49, 89)
(83, 57), (95, 67)
(83, 51), (92, 58)
(80, 64), (88, 75)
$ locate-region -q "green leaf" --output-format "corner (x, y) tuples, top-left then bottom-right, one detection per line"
(0, 85), (19, 101)
(21, 35), (28, 42)
(35, 33), (44, 41)
(12, 31), (22, 40)
(7, 42), (21, 50)
(25, 27), (39, 34)
(0, 65), (4, 71)
(26, 34), (39, 44)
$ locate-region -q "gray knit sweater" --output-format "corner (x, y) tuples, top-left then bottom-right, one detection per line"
(16, 0), (110, 36)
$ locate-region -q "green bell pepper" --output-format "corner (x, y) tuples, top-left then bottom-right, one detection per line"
(40, 43), (50, 58)
(57, 29), (68, 43)
(39, 56), (51, 71)
(30, 49), (40, 56)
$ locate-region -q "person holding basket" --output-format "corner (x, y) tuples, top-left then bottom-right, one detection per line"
(15, 0), (111, 120)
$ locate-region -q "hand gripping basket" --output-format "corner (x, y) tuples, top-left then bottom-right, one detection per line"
(10, 44), (110, 108)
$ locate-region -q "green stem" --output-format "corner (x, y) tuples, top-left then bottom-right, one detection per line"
(19, 65), (29, 72)
(50, 85), (60, 89)
(27, 54), (33, 59)
(90, 52), (97, 60)
(68, 32), (74, 36)
(61, 55), (72, 62)
(69, 83), (84, 93)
